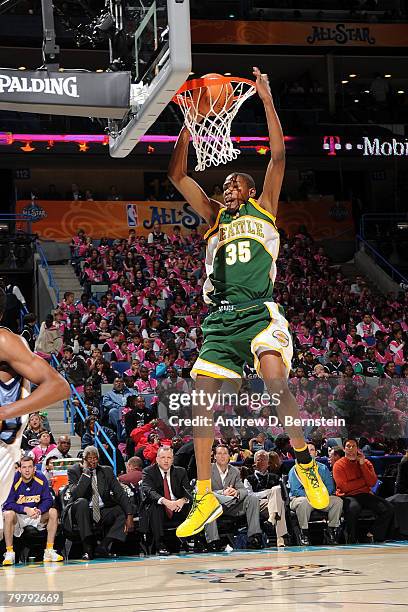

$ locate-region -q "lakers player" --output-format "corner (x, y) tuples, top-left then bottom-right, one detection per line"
(0, 288), (70, 538)
(168, 67), (329, 539)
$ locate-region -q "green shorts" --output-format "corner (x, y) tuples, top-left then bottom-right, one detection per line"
(191, 300), (293, 380)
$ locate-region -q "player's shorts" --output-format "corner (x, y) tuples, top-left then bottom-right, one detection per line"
(191, 300), (293, 380)
(14, 514), (46, 538)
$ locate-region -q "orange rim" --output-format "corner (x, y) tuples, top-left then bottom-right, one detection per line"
(172, 76), (256, 105)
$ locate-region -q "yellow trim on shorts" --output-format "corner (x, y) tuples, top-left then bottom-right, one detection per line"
(248, 197), (277, 225)
(251, 302), (275, 344)
(192, 369), (225, 379)
(250, 302), (291, 374)
(192, 357), (242, 379)
(204, 207), (226, 241)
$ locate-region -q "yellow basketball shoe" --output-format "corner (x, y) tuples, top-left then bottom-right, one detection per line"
(295, 459), (330, 510)
(176, 492), (223, 538)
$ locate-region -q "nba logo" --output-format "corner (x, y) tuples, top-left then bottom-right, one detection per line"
(127, 204), (138, 227)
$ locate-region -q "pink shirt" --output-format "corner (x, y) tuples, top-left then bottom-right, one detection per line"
(134, 378), (158, 393)
(30, 444), (57, 464)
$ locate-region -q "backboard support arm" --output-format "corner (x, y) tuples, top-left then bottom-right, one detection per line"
(41, 0), (60, 69)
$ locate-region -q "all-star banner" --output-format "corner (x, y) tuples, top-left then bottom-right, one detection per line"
(0, 70), (131, 119)
(15, 198), (353, 242)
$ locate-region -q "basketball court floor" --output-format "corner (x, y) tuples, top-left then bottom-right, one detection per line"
(0, 542), (407, 611)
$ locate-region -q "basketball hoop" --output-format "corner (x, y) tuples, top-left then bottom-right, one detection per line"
(173, 75), (256, 171)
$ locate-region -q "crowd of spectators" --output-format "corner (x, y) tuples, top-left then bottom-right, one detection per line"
(4, 219), (408, 560)
(22, 220), (408, 449)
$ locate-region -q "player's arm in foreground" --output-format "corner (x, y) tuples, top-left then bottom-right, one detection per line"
(253, 66), (285, 219)
(168, 126), (220, 226)
(0, 329), (70, 420)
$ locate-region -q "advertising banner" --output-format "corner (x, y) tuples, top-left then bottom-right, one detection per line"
(191, 19), (408, 47)
(16, 198), (353, 242)
(0, 70), (130, 118)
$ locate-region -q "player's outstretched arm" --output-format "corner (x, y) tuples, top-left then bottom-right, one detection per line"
(168, 126), (220, 226)
(253, 67), (285, 219)
(0, 329), (70, 420)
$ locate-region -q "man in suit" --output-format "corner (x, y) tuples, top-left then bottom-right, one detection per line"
(141, 446), (192, 554)
(65, 446), (134, 560)
(205, 445), (263, 549)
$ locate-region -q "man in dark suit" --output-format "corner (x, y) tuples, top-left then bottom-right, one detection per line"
(64, 446), (134, 560)
(141, 446), (192, 554)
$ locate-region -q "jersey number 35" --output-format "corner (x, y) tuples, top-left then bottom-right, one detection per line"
(225, 241), (252, 266)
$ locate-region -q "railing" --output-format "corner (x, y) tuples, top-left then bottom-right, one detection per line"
(94, 423), (117, 476)
(69, 384), (88, 434)
(356, 234), (408, 287)
(67, 383), (117, 475)
(20, 296), (117, 475)
(36, 241), (60, 304)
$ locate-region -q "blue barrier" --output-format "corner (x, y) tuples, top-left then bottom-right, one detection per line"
(95, 423), (117, 475)
(68, 384), (88, 435)
(64, 382), (117, 475)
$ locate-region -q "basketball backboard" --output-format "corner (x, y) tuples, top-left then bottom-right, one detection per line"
(108, 0), (191, 158)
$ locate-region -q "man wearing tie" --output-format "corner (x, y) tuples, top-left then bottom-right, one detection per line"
(141, 446), (192, 554)
(65, 446), (134, 560)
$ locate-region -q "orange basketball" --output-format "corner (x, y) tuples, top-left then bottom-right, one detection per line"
(192, 73), (234, 118)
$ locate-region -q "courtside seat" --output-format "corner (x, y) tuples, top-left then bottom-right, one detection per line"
(282, 474), (330, 546)
(18, 525), (49, 563)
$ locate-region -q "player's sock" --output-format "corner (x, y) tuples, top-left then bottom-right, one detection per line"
(46, 542), (54, 549)
(6, 546), (13, 553)
(196, 479), (211, 495)
(294, 444), (312, 465)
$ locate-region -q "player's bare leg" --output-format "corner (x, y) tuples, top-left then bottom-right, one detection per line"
(42, 509), (64, 561)
(259, 351), (329, 509)
(176, 376), (223, 537)
(3, 510), (17, 565)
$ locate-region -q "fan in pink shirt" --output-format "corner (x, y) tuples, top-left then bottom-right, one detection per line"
(75, 295), (91, 316)
(111, 341), (131, 362)
(375, 341), (392, 365)
(58, 291), (76, 315)
(124, 358), (141, 378)
(310, 338), (326, 358)
(29, 431), (57, 465)
(134, 366), (158, 393)
(388, 331), (406, 366)
(296, 324), (314, 349)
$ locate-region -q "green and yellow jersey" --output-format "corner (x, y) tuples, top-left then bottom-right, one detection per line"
(203, 197), (279, 307)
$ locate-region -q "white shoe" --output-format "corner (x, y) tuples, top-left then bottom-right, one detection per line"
(3, 551), (15, 566)
(277, 536), (286, 548)
(43, 549), (63, 562)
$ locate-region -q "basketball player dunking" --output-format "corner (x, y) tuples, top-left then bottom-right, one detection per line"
(0, 288), (70, 534)
(168, 67), (330, 539)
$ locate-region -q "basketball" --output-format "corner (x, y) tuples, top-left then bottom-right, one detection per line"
(193, 73), (234, 118)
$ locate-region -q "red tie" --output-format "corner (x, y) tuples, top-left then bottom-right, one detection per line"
(163, 472), (173, 519)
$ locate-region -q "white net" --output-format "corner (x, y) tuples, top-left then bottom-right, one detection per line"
(175, 79), (256, 171)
